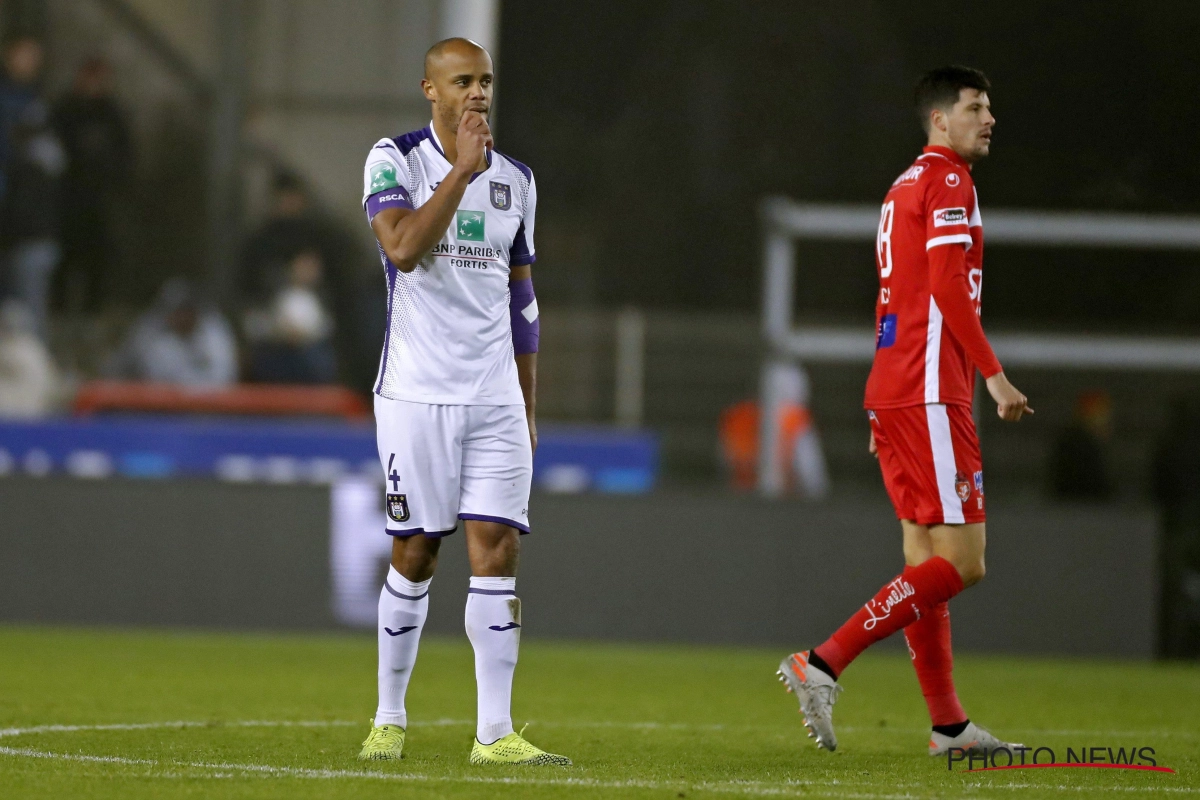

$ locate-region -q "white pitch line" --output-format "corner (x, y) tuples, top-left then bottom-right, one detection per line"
(0, 720), (1192, 797)
(3, 718), (1195, 740)
(0, 746), (157, 766)
(0, 719), (362, 739)
(0, 744), (920, 799)
(2, 745), (1192, 798)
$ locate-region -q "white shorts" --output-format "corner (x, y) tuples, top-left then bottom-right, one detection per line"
(374, 395), (532, 538)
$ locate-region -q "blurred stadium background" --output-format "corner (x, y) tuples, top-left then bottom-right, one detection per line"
(0, 0), (1198, 664)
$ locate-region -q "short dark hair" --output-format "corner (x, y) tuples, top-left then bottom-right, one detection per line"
(914, 66), (990, 132)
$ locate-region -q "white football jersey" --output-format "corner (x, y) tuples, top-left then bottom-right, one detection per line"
(362, 123), (537, 405)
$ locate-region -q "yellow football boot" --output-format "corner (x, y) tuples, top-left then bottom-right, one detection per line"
(357, 722), (405, 761)
(469, 726), (571, 766)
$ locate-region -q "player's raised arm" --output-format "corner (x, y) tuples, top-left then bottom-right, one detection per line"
(369, 112), (492, 272)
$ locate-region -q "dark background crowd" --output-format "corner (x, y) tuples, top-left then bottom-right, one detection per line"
(0, 32), (380, 415)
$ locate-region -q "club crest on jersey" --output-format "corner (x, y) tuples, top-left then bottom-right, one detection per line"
(489, 181), (511, 210)
(456, 210), (485, 241)
(386, 493), (410, 523)
(955, 472), (972, 503)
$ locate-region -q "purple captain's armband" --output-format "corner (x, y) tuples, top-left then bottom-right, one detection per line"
(365, 186), (413, 220)
(509, 277), (539, 355)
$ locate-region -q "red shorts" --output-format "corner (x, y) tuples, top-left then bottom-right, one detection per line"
(868, 404), (985, 526)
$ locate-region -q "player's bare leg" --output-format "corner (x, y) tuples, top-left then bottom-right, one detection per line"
(923, 522), (986, 586)
(361, 534), (443, 760)
(465, 518), (519, 577)
(393, 531), (442, 581)
(464, 520), (570, 765)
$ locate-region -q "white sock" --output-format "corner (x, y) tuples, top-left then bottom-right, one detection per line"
(374, 566), (431, 728)
(465, 576), (520, 744)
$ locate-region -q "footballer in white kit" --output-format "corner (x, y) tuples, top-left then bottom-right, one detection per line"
(368, 106), (536, 537)
(355, 38), (569, 766)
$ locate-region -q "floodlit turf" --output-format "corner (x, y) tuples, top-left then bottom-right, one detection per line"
(0, 626), (1196, 798)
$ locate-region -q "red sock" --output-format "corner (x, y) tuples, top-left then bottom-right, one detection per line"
(904, 602), (967, 727)
(813, 556), (964, 678)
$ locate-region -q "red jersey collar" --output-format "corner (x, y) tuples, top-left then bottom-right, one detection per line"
(922, 145), (971, 171)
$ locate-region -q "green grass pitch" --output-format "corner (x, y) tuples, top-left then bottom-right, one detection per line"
(1, 625), (1196, 798)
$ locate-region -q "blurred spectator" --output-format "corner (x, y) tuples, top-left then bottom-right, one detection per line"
(0, 36), (64, 339)
(719, 363), (829, 498)
(0, 36), (43, 196)
(1048, 390), (1115, 500)
(240, 172), (376, 387)
(1153, 398), (1200, 658)
(52, 55), (133, 313)
(0, 299), (57, 417)
(246, 249), (337, 384)
(240, 173), (333, 305)
(105, 278), (237, 388)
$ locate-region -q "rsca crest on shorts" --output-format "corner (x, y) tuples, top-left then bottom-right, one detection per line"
(489, 181), (511, 210)
(370, 162), (400, 193)
(456, 210), (485, 241)
(955, 472), (972, 503)
(386, 493), (410, 523)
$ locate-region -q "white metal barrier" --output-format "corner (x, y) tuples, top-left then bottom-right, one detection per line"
(758, 199), (1200, 496)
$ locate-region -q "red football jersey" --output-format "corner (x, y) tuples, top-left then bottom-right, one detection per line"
(864, 145), (1001, 410)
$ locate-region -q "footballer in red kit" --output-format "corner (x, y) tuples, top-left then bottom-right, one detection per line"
(777, 67), (1033, 757)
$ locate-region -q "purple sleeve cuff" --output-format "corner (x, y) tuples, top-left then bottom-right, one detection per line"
(509, 277), (539, 355)
(365, 187), (413, 220)
(508, 220), (536, 266)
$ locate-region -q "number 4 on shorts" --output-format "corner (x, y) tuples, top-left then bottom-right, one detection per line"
(387, 453), (401, 491)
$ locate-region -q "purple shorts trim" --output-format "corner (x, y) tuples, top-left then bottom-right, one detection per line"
(386, 525), (458, 539)
(458, 513), (531, 534)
